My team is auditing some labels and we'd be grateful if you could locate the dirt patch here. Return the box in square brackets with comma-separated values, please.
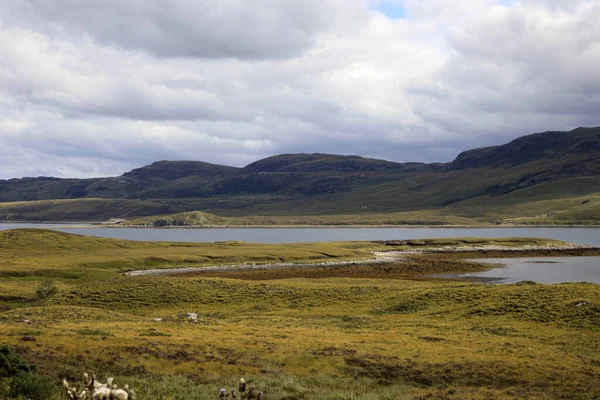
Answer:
[418, 336, 447, 342]
[308, 347, 357, 357]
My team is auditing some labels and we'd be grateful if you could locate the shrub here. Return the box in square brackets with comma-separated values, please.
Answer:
[9, 372, 59, 400]
[152, 219, 169, 227]
[35, 280, 58, 300]
[373, 299, 427, 314]
[0, 345, 34, 378]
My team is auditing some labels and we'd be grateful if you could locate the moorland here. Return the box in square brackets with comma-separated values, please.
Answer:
[0, 229, 599, 399]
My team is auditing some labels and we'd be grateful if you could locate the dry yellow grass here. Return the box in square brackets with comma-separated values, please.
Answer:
[0, 230, 598, 399]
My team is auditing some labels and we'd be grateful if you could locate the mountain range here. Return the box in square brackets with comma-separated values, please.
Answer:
[1, 126, 600, 223]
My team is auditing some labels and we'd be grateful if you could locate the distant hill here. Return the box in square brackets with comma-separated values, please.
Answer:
[1, 126, 599, 222]
[451, 127, 600, 169]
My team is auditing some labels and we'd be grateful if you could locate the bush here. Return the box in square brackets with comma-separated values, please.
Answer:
[0, 345, 34, 378]
[35, 280, 58, 300]
[8, 372, 59, 400]
[152, 219, 168, 227]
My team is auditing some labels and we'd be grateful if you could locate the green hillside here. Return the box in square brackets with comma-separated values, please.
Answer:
[0, 199, 177, 222]
[1, 127, 600, 222]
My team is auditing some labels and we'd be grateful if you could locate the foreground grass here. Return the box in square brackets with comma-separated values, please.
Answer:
[0, 230, 598, 399]
[2, 280, 599, 399]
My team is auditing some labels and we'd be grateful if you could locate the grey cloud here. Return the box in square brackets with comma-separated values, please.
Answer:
[2, 0, 335, 60]
[409, 0, 600, 143]
[0, 97, 279, 177]
[517, 0, 592, 11]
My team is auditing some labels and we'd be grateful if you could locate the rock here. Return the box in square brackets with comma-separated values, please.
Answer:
[103, 218, 127, 225]
[186, 313, 198, 321]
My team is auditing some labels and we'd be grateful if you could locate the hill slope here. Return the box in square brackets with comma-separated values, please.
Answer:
[1, 126, 599, 221]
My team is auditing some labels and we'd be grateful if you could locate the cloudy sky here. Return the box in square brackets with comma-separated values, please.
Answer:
[1, 0, 599, 178]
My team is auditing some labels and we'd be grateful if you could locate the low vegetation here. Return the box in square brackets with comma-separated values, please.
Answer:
[116, 190, 600, 227]
[0, 345, 61, 400]
[124, 190, 600, 227]
[0, 229, 598, 399]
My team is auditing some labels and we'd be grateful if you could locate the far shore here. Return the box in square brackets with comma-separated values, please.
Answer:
[3, 221, 600, 229]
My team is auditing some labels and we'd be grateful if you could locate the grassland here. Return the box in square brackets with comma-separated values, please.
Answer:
[3, 188, 600, 227]
[0, 230, 599, 399]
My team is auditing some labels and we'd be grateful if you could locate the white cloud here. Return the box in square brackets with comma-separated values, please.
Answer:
[0, 0, 599, 178]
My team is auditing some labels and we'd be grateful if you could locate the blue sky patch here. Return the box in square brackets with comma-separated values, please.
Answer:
[372, 1, 406, 20]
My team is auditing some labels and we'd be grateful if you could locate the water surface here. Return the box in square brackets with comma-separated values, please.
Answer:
[0, 223, 80, 230]
[2, 224, 600, 246]
[437, 256, 600, 284]
[53, 227, 600, 246]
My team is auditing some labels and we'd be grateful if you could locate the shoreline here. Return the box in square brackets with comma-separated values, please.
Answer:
[124, 243, 595, 277]
[3, 222, 600, 229]
[120, 224, 600, 229]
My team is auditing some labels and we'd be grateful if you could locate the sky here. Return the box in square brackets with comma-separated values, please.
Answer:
[0, 0, 599, 179]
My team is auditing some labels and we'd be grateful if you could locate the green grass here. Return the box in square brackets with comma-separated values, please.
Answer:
[0, 228, 386, 274]
[75, 328, 112, 336]
[446, 183, 600, 223]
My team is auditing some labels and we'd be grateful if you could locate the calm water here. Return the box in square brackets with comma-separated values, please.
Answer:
[437, 256, 600, 284]
[2, 223, 600, 246]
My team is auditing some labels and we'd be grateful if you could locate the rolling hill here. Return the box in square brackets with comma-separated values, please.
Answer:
[1, 126, 600, 223]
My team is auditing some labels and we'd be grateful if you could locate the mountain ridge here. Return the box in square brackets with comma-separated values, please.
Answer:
[1, 126, 599, 221]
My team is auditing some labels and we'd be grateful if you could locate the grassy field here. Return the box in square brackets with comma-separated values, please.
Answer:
[127, 189, 600, 227]
[0, 230, 599, 399]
